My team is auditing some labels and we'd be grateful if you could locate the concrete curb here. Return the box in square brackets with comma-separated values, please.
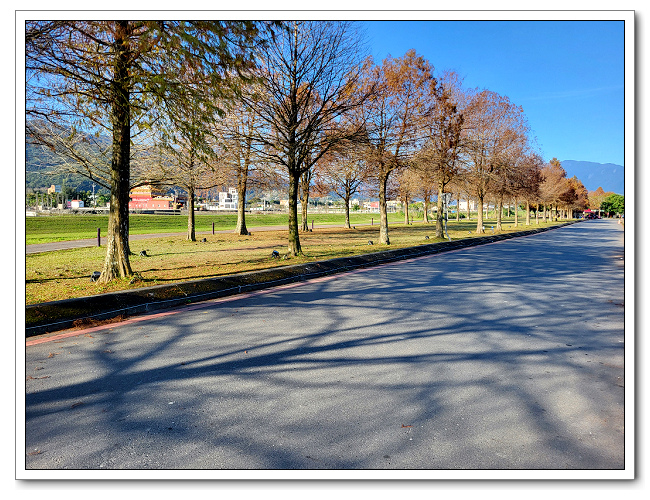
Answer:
[25, 222, 579, 337]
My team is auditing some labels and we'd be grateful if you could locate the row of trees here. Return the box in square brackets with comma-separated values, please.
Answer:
[25, 188, 106, 208]
[26, 20, 592, 284]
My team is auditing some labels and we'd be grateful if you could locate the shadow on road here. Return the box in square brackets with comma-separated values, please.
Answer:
[25, 221, 625, 470]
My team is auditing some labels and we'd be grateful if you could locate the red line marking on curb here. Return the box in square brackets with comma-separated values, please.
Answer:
[26, 231, 551, 347]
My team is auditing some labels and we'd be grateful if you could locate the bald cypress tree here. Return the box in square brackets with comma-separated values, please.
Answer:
[26, 20, 277, 281]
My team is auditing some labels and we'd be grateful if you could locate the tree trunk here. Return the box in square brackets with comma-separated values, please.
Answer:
[456, 194, 460, 221]
[99, 21, 133, 283]
[344, 191, 351, 229]
[513, 198, 518, 227]
[466, 197, 470, 220]
[300, 170, 310, 232]
[379, 173, 390, 245]
[423, 197, 430, 224]
[403, 195, 409, 225]
[496, 195, 503, 231]
[235, 154, 249, 235]
[476, 193, 485, 234]
[187, 184, 196, 241]
[287, 172, 302, 255]
[435, 182, 444, 238]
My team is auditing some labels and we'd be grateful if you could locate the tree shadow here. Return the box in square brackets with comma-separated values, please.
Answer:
[24, 221, 625, 470]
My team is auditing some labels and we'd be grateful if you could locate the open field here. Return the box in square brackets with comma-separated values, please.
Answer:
[25, 217, 568, 305]
[25, 212, 405, 245]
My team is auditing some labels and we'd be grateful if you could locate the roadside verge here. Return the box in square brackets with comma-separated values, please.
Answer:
[25, 222, 578, 337]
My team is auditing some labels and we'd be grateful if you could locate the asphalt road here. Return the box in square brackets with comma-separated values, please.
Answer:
[23, 219, 626, 473]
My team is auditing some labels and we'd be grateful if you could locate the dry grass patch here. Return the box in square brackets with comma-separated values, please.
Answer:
[26, 220, 567, 305]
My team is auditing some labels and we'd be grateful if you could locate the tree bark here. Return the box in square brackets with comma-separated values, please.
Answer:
[496, 195, 503, 231]
[514, 198, 518, 227]
[187, 184, 196, 241]
[423, 196, 430, 223]
[378, 172, 390, 245]
[476, 193, 485, 234]
[435, 182, 444, 238]
[300, 169, 311, 232]
[99, 21, 133, 283]
[235, 147, 250, 236]
[287, 172, 302, 255]
[403, 195, 409, 225]
[344, 190, 351, 229]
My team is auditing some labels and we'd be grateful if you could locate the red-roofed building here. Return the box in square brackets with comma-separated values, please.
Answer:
[129, 185, 180, 210]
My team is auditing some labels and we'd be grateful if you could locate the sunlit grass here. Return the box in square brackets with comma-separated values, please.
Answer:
[25, 212, 405, 245]
[25, 217, 568, 305]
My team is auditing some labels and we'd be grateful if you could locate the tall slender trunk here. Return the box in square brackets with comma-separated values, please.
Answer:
[542, 204, 547, 223]
[435, 182, 445, 238]
[300, 170, 310, 232]
[496, 195, 503, 231]
[287, 172, 302, 255]
[476, 193, 485, 234]
[379, 172, 390, 245]
[456, 194, 460, 221]
[403, 195, 409, 225]
[514, 198, 518, 227]
[525, 199, 530, 226]
[235, 176, 248, 235]
[344, 191, 351, 229]
[187, 184, 196, 241]
[99, 21, 132, 283]
[466, 197, 470, 220]
[423, 197, 430, 223]
[235, 146, 250, 236]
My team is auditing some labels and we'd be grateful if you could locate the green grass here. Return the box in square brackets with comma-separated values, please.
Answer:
[25, 212, 405, 245]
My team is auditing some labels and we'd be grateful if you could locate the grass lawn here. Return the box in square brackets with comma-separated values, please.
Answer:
[25, 212, 404, 245]
[25, 217, 567, 305]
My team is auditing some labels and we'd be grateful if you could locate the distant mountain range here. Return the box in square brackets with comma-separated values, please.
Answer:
[560, 160, 624, 195]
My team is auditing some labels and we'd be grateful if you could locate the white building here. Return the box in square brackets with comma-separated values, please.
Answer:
[218, 188, 239, 210]
[458, 199, 478, 211]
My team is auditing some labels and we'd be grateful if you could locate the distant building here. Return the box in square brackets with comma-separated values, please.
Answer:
[363, 201, 380, 212]
[129, 185, 178, 210]
[70, 200, 84, 208]
[458, 199, 478, 211]
[218, 188, 239, 210]
[47, 185, 61, 194]
[386, 200, 400, 212]
[279, 199, 304, 210]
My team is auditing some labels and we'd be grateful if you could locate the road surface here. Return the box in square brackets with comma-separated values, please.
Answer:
[22, 220, 626, 474]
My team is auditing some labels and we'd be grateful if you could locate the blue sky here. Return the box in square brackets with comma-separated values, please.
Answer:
[360, 20, 626, 166]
